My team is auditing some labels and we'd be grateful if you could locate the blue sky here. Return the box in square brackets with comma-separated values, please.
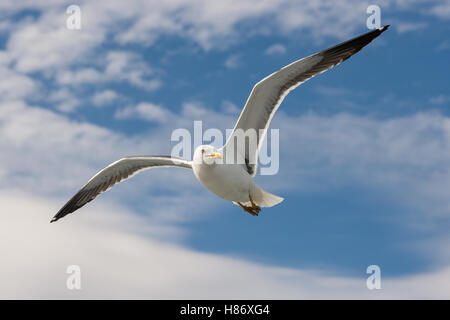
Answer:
[0, 0, 450, 298]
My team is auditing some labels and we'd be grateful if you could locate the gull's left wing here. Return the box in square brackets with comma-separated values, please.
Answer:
[223, 26, 389, 176]
[51, 156, 192, 223]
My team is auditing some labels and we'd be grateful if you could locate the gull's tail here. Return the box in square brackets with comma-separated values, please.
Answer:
[235, 185, 283, 208]
[253, 186, 284, 207]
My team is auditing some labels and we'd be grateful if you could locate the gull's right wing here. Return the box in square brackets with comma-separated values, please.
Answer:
[51, 156, 192, 223]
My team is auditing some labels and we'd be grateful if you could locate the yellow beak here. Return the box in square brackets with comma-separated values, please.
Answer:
[208, 152, 223, 159]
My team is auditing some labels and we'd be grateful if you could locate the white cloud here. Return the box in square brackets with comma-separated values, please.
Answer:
[265, 44, 286, 55]
[56, 68, 103, 85]
[1, 190, 450, 299]
[224, 54, 242, 69]
[0, 0, 441, 63]
[48, 88, 82, 113]
[115, 102, 172, 123]
[0, 0, 438, 114]
[92, 90, 120, 107]
[0, 0, 390, 69]
[430, 94, 450, 105]
[429, 1, 450, 19]
[396, 22, 427, 34]
[268, 111, 450, 217]
[55, 52, 160, 91]
[221, 100, 241, 114]
[0, 65, 37, 101]
[6, 9, 104, 73]
[104, 51, 161, 90]
[0, 20, 11, 32]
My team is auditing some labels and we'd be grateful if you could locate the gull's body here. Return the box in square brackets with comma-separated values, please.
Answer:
[52, 26, 389, 222]
[191, 149, 279, 208]
[193, 161, 253, 203]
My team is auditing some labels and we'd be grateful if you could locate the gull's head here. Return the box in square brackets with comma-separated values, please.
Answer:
[193, 145, 223, 165]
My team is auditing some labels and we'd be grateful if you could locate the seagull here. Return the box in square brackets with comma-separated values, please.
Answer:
[51, 26, 389, 223]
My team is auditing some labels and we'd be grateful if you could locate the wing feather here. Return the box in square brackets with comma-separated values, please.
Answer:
[224, 26, 389, 175]
[51, 156, 192, 222]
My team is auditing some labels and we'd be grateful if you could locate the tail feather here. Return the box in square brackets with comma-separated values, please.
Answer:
[253, 187, 283, 207]
[233, 186, 283, 208]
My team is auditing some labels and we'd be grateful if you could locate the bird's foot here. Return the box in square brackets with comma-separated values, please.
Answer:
[237, 202, 259, 216]
[249, 195, 261, 214]
[238, 202, 259, 216]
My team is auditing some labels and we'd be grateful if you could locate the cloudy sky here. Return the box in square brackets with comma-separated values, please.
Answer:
[0, 0, 449, 299]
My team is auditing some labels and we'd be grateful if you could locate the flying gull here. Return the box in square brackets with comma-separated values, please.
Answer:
[51, 26, 389, 222]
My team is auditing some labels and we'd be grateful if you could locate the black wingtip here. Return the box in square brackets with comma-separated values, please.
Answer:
[377, 25, 390, 34]
[50, 217, 58, 223]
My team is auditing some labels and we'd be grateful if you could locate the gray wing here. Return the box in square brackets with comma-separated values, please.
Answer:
[223, 26, 389, 176]
[51, 156, 192, 223]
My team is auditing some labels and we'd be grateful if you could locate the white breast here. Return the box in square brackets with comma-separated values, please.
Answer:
[192, 163, 254, 202]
